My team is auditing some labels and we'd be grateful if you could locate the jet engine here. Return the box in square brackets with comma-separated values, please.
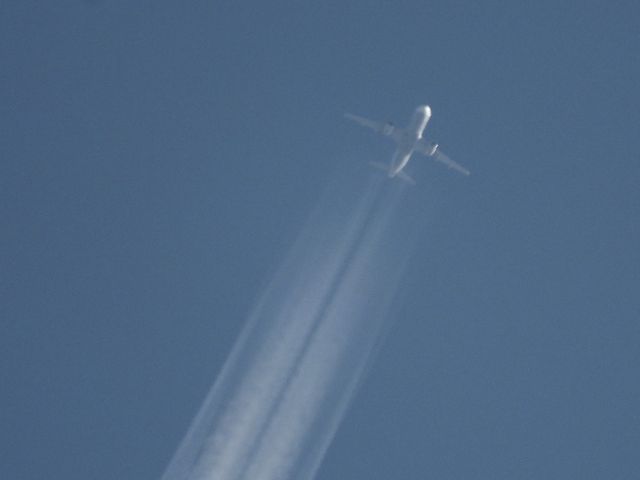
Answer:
[382, 122, 395, 136]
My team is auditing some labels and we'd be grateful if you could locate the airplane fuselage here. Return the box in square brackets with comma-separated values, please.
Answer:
[389, 105, 431, 177]
[345, 103, 469, 179]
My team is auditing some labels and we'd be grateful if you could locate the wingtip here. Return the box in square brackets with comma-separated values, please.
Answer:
[450, 164, 470, 176]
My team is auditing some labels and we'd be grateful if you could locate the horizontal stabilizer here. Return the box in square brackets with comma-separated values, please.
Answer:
[395, 169, 416, 185]
[368, 161, 389, 173]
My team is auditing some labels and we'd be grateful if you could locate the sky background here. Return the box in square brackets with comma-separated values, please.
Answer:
[2, 1, 639, 479]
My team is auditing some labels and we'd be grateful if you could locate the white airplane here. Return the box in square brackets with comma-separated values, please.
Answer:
[345, 105, 470, 184]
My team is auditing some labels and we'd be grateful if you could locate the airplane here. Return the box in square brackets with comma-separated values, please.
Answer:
[345, 105, 470, 184]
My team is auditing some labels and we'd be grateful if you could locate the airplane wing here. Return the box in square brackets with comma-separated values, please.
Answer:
[433, 149, 470, 176]
[344, 113, 386, 132]
[344, 113, 400, 140]
[415, 140, 470, 176]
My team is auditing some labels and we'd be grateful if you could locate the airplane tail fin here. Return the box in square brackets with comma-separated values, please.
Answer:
[368, 161, 415, 185]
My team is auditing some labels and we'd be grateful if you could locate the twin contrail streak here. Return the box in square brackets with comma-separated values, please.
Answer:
[161, 171, 419, 480]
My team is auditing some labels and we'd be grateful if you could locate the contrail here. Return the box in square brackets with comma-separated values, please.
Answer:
[161, 170, 420, 480]
[175, 178, 383, 480]
[239, 185, 410, 480]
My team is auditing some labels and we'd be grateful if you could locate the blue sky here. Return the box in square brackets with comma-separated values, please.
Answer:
[2, 1, 639, 479]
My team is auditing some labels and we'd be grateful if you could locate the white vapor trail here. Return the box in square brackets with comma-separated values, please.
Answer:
[161, 172, 417, 480]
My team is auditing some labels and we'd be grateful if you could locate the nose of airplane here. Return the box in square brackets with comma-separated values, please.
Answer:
[417, 105, 431, 117]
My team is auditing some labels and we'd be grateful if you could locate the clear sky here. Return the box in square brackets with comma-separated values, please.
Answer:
[2, 1, 639, 479]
